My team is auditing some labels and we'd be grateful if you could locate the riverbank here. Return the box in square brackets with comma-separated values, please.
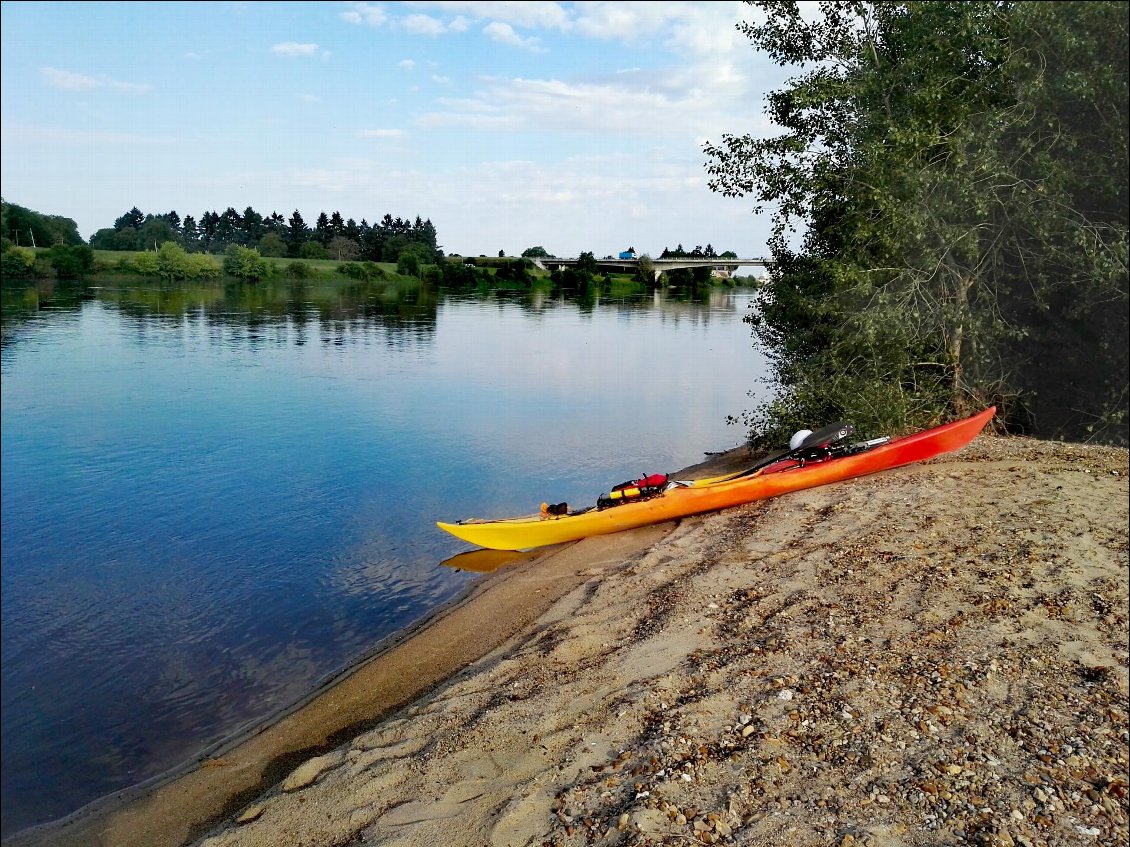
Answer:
[11, 433, 1128, 847]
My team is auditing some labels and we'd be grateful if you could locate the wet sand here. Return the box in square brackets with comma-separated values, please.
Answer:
[9, 434, 1128, 847]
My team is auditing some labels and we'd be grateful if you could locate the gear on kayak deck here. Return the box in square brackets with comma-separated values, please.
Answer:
[597, 473, 670, 510]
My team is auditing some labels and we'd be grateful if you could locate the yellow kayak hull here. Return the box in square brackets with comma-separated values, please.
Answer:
[437, 407, 995, 551]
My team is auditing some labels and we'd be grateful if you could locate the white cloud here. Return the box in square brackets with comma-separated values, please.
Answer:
[397, 12, 469, 35]
[298, 93, 321, 103]
[341, 2, 388, 27]
[398, 59, 416, 71]
[39, 66, 152, 93]
[416, 69, 762, 139]
[407, 1, 570, 31]
[358, 128, 406, 138]
[272, 41, 319, 57]
[402, 13, 447, 35]
[482, 21, 543, 52]
[39, 67, 99, 91]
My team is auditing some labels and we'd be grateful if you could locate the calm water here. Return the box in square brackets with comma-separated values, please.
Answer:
[0, 276, 767, 836]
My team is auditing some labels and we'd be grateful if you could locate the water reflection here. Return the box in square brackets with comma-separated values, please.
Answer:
[0, 274, 763, 838]
[439, 548, 535, 574]
[2, 276, 740, 353]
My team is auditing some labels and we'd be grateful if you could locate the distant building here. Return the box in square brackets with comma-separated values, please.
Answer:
[618, 247, 637, 260]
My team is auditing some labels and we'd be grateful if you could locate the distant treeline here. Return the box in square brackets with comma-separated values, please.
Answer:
[88, 206, 441, 264]
[1, 199, 440, 266]
[1, 198, 84, 249]
[658, 244, 736, 259]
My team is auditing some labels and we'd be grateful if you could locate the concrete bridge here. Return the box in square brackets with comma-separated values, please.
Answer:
[531, 256, 771, 279]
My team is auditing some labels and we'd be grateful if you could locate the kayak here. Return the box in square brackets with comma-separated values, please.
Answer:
[437, 406, 996, 551]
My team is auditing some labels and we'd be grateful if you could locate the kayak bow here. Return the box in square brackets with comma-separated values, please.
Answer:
[437, 406, 996, 551]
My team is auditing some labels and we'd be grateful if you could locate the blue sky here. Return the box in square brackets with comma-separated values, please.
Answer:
[1, 1, 794, 257]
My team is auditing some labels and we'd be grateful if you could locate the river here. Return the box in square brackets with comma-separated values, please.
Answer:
[0, 275, 769, 836]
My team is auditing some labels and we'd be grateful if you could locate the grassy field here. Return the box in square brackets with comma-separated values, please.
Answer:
[91, 249, 395, 274]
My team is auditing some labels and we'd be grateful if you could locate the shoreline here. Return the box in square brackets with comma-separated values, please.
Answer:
[8, 436, 1128, 847]
[6, 447, 756, 847]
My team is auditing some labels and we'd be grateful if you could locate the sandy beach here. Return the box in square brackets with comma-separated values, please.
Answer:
[11, 431, 1128, 847]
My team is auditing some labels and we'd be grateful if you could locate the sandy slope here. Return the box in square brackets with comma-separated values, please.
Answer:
[14, 434, 1128, 847]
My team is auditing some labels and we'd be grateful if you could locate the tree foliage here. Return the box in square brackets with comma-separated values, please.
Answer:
[706, 0, 1128, 445]
[222, 245, 272, 281]
[2, 199, 83, 249]
[1, 246, 37, 279]
[87, 204, 442, 265]
[46, 244, 94, 279]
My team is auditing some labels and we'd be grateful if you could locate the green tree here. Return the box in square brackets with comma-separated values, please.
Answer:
[575, 251, 597, 278]
[213, 207, 243, 250]
[257, 232, 287, 257]
[635, 254, 656, 286]
[522, 246, 551, 259]
[90, 227, 142, 251]
[706, 0, 1128, 444]
[198, 211, 219, 251]
[137, 216, 179, 250]
[314, 212, 332, 246]
[241, 207, 265, 246]
[2, 199, 82, 248]
[397, 243, 433, 277]
[114, 207, 145, 231]
[181, 215, 200, 251]
[286, 210, 308, 257]
[47, 244, 94, 279]
[298, 241, 328, 259]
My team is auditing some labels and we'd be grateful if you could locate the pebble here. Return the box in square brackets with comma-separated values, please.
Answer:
[281, 750, 345, 792]
[236, 804, 265, 824]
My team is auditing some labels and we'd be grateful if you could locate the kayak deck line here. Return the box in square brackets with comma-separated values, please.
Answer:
[437, 406, 997, 551]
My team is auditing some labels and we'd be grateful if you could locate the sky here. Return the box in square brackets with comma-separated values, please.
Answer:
[0, 1, 796, 258]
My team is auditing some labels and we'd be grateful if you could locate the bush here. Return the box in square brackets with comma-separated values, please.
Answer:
[47, 244, 94, 279]
[397, 252, 421, 277]
[298, 241, 328, 260]
[154, 242, 220, 280]
[285, 261, 311, 279]
[422, 260, 483, 288]
[1, 246, 37, 279]
[222, 245, 272, 281]
[128, 251, 159, 275]
[337, 261, 387, 281]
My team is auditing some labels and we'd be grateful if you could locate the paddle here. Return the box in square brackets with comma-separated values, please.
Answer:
[679, 421, 859, 487]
